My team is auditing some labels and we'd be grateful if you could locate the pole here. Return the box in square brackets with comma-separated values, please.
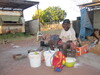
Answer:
[37, 4, 42, 41]
[37, 4, 40, 31]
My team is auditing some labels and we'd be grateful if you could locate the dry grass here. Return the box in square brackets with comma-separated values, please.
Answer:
[41, 29, 61, 35]
[41, 24, 62, 31]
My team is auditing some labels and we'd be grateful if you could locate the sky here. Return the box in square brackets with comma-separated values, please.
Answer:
[23, 0, 92, 21]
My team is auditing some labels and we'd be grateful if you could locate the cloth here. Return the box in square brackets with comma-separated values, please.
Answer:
[79, 8, 94, 40]
[59, 27, 76, 43]
[52, 51, 66, 72]
[50, 35, 59, 40]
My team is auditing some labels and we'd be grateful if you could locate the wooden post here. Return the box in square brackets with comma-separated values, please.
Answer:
[37, 4, 40, 31]
[37, 4, 42, 41]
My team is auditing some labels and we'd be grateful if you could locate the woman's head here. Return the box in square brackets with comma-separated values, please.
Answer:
[62, 19, 71, 31]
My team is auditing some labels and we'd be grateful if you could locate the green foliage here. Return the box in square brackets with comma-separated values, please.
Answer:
[0, 33, 31, 41]
[32, 6, 67, 25]
[32, 9, 42, 20]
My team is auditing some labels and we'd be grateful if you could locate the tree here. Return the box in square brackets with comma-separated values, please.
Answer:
[32, 6, 67, 25]
[32, 9, 42, 20]
[41, 6, 66, 25]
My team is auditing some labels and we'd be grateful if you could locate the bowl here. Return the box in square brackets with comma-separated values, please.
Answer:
[65, 57, 76, 67]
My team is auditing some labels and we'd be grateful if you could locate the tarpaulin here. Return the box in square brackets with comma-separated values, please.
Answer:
[79, 8, 94, 40]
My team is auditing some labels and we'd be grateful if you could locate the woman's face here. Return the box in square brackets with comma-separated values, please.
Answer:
[62, 23, 70, 31]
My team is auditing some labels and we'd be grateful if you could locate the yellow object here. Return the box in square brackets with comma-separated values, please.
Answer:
[34, 52, 38, 55]
[55, 55, 58, 58]
[62, 60, 66, 65]
[0, 26, 2, 34]
[65, 57, 76, 67]
[65, 62, 76, 67]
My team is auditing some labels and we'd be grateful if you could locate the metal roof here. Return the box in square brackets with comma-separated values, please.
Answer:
[0, 0, 39, 11]
[78, 1, 100, 8]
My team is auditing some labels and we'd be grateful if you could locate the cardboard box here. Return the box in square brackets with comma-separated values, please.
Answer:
[76, 44, 89, 56]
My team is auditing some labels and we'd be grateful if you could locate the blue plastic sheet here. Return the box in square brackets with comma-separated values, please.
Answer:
[79, 8, 94, 40]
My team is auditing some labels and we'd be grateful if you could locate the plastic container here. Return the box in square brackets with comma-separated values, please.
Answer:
[43, 50, 56, 66]
[37, 31, 42, 41]
[28, 52, 41, 68]
[65, 57, 76, 67]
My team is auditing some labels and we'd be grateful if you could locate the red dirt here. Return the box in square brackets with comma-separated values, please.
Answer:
[0, 38, 100, 75]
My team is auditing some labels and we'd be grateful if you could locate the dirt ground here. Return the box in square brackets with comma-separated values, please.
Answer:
[0, 37, 100, 75]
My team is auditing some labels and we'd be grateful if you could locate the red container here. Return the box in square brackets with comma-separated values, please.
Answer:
[76, 44, 89, 56]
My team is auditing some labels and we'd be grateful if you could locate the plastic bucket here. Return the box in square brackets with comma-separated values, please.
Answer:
[28, 52, 41, 68]
[37, 31, 42, 41]
[65, 57, 76, 67]
[43, 50, 56, 66]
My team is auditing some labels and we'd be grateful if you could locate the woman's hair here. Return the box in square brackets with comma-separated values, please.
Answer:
[62, 19, 70, 24]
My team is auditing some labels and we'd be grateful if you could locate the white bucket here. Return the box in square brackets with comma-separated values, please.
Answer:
[28, 52, 41, 68]
[43, 50, 56, 66]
